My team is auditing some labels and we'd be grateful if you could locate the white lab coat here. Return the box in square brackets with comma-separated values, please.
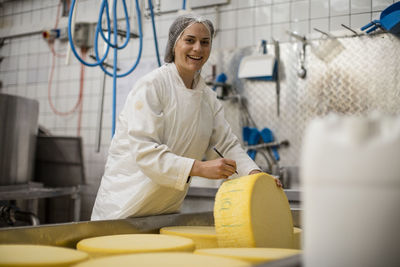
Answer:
[91, 63, 259, 220]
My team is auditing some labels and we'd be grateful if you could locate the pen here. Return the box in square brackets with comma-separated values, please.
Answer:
[213, 147, 238, 174]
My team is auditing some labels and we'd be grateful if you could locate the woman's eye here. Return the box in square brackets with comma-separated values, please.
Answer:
[201, 40, 210, 45]
[185, 39, 195, 43]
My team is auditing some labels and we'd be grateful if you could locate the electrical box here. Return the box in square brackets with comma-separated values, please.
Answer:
[150, 0, 229, 13]
[74, 22, 95, 49]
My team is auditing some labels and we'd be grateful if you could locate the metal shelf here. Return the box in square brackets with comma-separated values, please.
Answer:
[0, 182, 81, 222]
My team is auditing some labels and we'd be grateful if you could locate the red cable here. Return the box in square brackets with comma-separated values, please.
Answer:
[48, 42, 66, 58]
[77, 48, 86, 136]
[48, 1, 66, 57]
[47, 1, 83, 117]
[54, 0, 62, 28]
[48, 57, 83, 116]
[47, 1, 86, 136]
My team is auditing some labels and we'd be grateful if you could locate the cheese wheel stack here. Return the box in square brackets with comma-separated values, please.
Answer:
[214, 173, 294, 248]
[73, 252, 251, 267]
[0, 244, 89, 266]
[195, 247, 301, 264]
[76, 234, 195, 258]
[160, 226, 218, 249]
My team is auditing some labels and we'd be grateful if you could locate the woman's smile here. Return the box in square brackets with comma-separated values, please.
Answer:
[187, 55, 202, 60]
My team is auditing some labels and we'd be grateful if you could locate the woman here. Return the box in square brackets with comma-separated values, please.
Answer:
[91, 14, 268, 220]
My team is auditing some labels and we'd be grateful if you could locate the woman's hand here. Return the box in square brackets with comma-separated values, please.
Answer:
[190, 159, 237, 179]
[248, 170, 283, 188]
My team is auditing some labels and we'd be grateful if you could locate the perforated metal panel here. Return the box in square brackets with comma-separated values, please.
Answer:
[205, 33, 400, 167]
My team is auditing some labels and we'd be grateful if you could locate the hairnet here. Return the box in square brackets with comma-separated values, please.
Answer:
[164, 14, 215, 63]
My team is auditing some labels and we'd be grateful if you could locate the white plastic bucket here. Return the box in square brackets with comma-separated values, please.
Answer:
[301, 113, 400, 267]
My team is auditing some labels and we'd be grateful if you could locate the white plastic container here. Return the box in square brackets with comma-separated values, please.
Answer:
[301, 113, 400, 267]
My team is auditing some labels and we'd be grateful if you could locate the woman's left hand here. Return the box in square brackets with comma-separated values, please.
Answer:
[248, 170, 283, 188]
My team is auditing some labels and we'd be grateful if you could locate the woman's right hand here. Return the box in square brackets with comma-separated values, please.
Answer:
[190, 159, 237, 179]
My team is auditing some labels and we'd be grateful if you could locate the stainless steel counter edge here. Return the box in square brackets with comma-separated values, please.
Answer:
[0, 212, 215, 248]
[256, 255, 302, 267]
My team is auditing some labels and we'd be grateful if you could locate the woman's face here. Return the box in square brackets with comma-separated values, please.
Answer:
[174, 23, 211, 77]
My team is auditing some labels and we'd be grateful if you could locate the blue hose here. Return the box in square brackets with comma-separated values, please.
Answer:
[148, 0, 161, 67]
[182, 0, 187, 10]
[68, 0, 143, 135]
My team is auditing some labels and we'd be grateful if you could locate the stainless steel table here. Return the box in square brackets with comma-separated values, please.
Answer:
[0, 182, 81, 221]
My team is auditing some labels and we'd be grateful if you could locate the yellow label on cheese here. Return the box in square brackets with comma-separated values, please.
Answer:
[160, 226, 218, 249]
[0, 244, 88, 266]
[214, 173, 294, 248]
[293, 227, 302, 249]
[195, 247, 301, 264]
[73, 252, 251, 267]
[76, 234, 194, 258]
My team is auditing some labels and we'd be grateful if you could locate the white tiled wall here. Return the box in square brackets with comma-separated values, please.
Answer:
[0, 0, 398, 220]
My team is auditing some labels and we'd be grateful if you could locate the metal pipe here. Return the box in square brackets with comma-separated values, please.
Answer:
[273, 39, 280, 116]
[26, 212, 40, 226]
[246, 140, 289, 150]
[286, 31, 307, 44]
[0, 30, 43, 40]
[72, 187, 81, 222]
[95, 72, 107, 153]
[0, 205, 40, 226]
[341, 23, 360, 36]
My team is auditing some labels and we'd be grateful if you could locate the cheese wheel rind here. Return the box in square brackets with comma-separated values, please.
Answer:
[195, 247, 302, 264]
[0, 244, 89, 266]
[293, 227, 302, 249]
[160, 226, 218, 249]
[214, 173, 294, 248]
[73, 252, 251, 267]
[76, 234, 195, 257]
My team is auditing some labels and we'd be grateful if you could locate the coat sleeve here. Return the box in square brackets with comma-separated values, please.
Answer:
[205, 94, 261, 176]
[124, 79, 194, 191]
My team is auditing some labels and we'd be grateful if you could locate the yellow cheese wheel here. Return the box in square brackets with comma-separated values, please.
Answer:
[195, 247, 302, 264]
[160, 226, 218, 249]
[73, 252, 251, 267]
[293, 227, 302, 249]
[0, 244, 89, 267]
[76, 234, 195, 257]
[214, 173, 294, 248]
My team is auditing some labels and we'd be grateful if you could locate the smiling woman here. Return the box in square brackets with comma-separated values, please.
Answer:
[170, 22, 212, 88]
[91, 14, 263, 221]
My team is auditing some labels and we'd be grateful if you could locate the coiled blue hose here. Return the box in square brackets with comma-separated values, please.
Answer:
[68, 0, 143, 135]
[148, 0, 161, 67]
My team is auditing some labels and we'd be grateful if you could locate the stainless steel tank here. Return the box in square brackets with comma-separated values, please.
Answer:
[0, 94, 39, 185]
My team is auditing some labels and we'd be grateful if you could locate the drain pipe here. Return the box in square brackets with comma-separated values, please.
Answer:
[14, 210, 40, 226]
[0, 205, 40, 226]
